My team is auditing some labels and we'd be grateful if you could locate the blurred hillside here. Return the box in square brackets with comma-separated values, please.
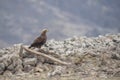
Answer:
[0, 0, 120, 48]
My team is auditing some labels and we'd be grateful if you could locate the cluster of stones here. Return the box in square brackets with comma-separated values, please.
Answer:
[43, 34, 120, 57]
[42, 33, 120, 77]
[0, 33, 120, 77]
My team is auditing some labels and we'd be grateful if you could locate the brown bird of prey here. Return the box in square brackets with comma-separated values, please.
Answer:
[29, 29, 48, 49]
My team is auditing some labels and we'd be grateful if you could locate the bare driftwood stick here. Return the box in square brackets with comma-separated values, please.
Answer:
[22, 46, 71, 65]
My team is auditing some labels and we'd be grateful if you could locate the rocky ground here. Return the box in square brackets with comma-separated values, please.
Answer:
[0, 33, 120, 80]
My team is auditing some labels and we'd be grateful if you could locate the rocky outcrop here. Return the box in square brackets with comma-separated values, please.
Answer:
[0, 34, 120, 78]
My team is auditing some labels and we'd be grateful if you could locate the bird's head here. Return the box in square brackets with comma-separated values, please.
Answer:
[41, 29, 48, 35]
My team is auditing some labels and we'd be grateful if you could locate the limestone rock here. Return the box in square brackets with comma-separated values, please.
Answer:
[0, 63, 5, 74]
[23, 58, 37, 66]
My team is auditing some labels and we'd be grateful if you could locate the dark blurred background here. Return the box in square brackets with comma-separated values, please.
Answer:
[0, 0, 120, 48]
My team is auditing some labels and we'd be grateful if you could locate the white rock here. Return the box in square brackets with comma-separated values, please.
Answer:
[23, 58, 37, 66]
[0, 63, 5, 74]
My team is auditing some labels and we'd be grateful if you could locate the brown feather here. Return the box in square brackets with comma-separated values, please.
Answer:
[29, 29, 48, 48]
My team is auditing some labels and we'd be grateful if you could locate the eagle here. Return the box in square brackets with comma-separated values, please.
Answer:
[29, 29, 48, 49]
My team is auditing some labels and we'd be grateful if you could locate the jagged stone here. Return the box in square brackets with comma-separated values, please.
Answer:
[3, 70, 13, 76]
[48, 66, 66, 77]
[23, 58, 37, 66]
[23, 65, 34, 72]
[111, 53, 120, 60]
[0, 63, 5, 74]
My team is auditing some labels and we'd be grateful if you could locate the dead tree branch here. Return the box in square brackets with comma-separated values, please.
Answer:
[21, 45, 71, 65]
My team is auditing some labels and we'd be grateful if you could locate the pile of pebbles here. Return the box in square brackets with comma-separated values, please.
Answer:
[0, 33, 120, 78]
